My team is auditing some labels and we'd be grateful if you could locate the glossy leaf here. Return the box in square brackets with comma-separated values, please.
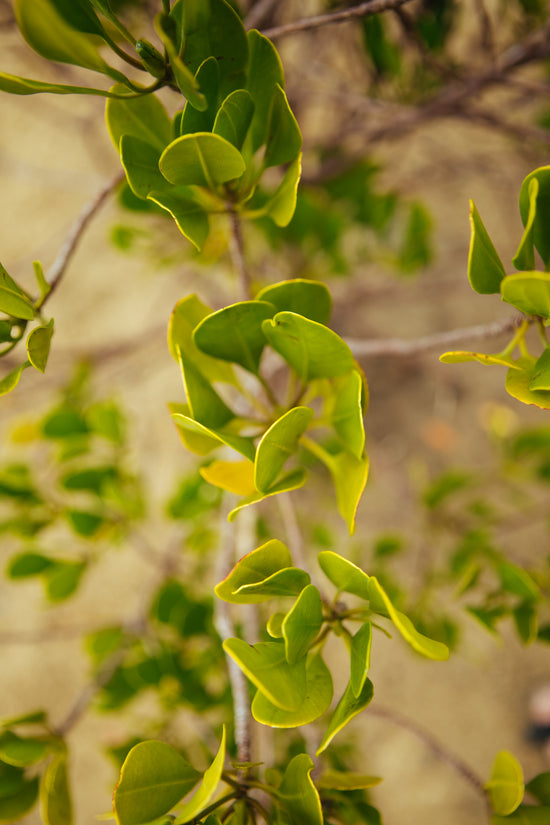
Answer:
[506, 357, 550, 409]
[368, 577, 449, 660]
[215, 539, 309, 604]
[148, 189, 209, 251]
[160, 133, 245, 189]
[0, 362, 30, 397]
[171, 412, 256, 460]
[529, 348, 550, 391]
[106, 90, 172, 154]
[223, 639, 306, 711]
[194, 301, 275, 374]
[119, 137, 167, 199]
[0, 732, 50, 767]
[33, 261, 50, 302]
[518, 166, 550, 268]
[154, 19, 205, 112]
[485, 750, 524, 816]
[177, 350, 234, 429]
[255, 407, 313, 493]
[263, 84, 302, 169]
[282, 585, 323, 665]
[467, 201, 506, 294]
[276, 754, 322, 825]
[0, 72, 130, 97]
[262, 312, 355, 382]
[317, 770, 382, 790]
[177, 57, 220, 136]
[261, 154, 302, 227]
[245, 30, 285, 153]
[312, 446, 369, 535]
[317, 678, 374, 755]
[501, 272, 550, 317]
[40, 752, 72, 825]
[0, 265, 34, 320]
[318, 551, 370, 600]
[350, 622, 372, 698]
[168, 295, 235, 385]
[26, 320, 54, 373]
[267, 612, 285, 638]
[513, 177, 538, 271]
[201, 460, 256, 497]
[439, 350, 520, 368]
[213, 90, 254, 150]
[256, 280, 331, 325]
[113, 740, 200, 825]
[0, 775, 39, 822]
[252, 652, 332, 728]
[227, 468, 307, 521]
[330, 370, 366, 458]
[174, 728, 225, 824]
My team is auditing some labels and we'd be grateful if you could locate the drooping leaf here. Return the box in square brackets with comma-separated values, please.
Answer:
[252, 651, 332, 728]
[256, 280, 331, 325]
[254, 407, 313, 493]
[467, 200, 506, 294]
[282, 585, 323, 665]
[505, 357, 550, 409]
[501, 271, 550, 317]
[26, 320, 54, 373]
[350, 622, 372, 698]
[193, 301, 275, 374]
[200, 460, 256, 497]
[485, 750, 524, 816]
[245, 30, 285, 154]
[262, 312, 355, 382]
[215, 539, 309, 604]
[174, 728, 225, 824]
[308, 445, 368, 535]
[171, 412, 255, 460]
[159, 133, 245, 189]
[439, 350, 521, 368]
[106, 89, 172, 153]
[529, 348, 550, 391]
[317, 551, 370, 600]
[513, 177, 538, 271]
[0, 265, 35, 320]
[263, 84, 302, 169]
[276, 754, 323, 825]
[227, 468, 307, 521]
[316, 679, 374, 755]
[7, 551, 54, 579]
[113, 741, 200, 825]
[0, 362, 31, 397]
[40, 752, 72, 825]
[213, 90, 255, 151]
[330, 370, 366, 458]
[223, 639, 306, 711]
[317, 770, 382, 791]
[148, 189, 209, 251]
[368, 577, 449, 660]
[518, 165, 550, 268]
[261, 154, 302, 227]
[0, 775, 39, 822]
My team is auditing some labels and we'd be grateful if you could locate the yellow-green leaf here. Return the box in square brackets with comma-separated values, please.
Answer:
[316, 679, 374, 755]
[255, 406, 313, 493]
[467, 200, 506, 294]
[40, 753, 72, 825]
[252, 652, 333, 728]
[223, 639, 306, 711]
[174, 728, 225, 824]
[26, 320, 54, 373]
[276, 754, 322, 825]
[485, 750, 524, 816]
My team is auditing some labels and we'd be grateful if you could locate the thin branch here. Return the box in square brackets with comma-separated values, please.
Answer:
[346, 316, 524, 358]
[228, 212, 252, 301]
[43, 171, 124, 301]
[262, 0, 415, 39]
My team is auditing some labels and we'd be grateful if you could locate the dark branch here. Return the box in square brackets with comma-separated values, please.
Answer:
[262, 0, 416, 39]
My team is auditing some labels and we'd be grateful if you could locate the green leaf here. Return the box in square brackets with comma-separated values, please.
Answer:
[0, 711, 47, 727]
[0, 362, 31, 397]
[173, 728, 225, 824]
[159, 133, 246, 189]
[26, 320, 54, 373]
[513, 177, 538, 271]
[177, 57, 220, 136]
[267, 612, 285, 638]
[200, 460, 256, 497]
[467, 201, 506, 294]
[0, 732, 50, 767]
[330, 370, 366, 458]
[0, 265, 35, 320]
[350, 622, 372, 698]
[168, 296, 236, 385]
[171, 411, 255, 460]
[256, 280, 332, 325]
[261, 154, 302, 227]
[215, 539, 309, 604]
[40, 752, 72, 825]
[497, 562, 540, 602]
[254, 407, 313, 493]
[227, 468, 307, 521]
[213, 90, 255, 151]
[513, 603, 538, 645]
[518, 165, 550, 268]
[492, 807, 550, 824]
[33, 261, 50, 302]
[148, 189, 209, 251]
[0, 761, 25, 799]
[318, 551, 370, 600]
[526, 772, 550, 805]
[113, 741, 200, 825]
[0, 775, 39, 822]
[282, 585, 323, 665]
[223, 639, 306, 711]
[263, 84, 302, 169]
[317, 770, 382, 790]
[154, 19, 205, 112]
[316, 678, 374, 755]
[193, 301, 275, 374]
[439, 350, 520, 368]
[262, 312, 355, 382]
[245, 30, 285, 153]
[0, 71, 126, 97]
[398, 201, 432, 273]
[276, 754, 322, 825]
[501, 272, 550, 317]
[252, 652, 332, 728]
[506, 357, 550, 409]
[177, 349, 234, 429]
[485, 750, 524, 816]
[45, 561, 86, 602]
[119, 136, 167, 199]
[66, 510, 103, 537]
[308, 445, 369, 535]
[106, 90, 172, 153]
[529, 348, 550, 391]
[368, 577, 449, 660]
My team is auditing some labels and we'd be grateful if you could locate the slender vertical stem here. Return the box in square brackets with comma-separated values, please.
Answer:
[228, 212, 252, 300]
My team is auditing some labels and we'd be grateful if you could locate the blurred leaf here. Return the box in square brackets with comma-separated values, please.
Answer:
[66, 510, 103, 537]
[223, 639, 306, 711]
[518, 166, 550, 268]
[316, 679, 374, 755]
[467, 201, 506, 294]
[276, 754, 322, 825]
[42, 406, 89, 438]
[256, 280, 331, 325]
[361, 15, 401, 78]
[160, 133, 245, 189]
[423, 470, 472, 509]
[485, 750, 524, 816]
[526, 772, 550, 805]
[0, 775, 39, 822]
[215, 539, 309, 604]
[40, 752, 72, 825]
[501, 272, 550, 318]
[497, 562, 540, 602]
[7, 552, 54, 579]
[45, 561, 86, 602]
[194, 301, 275, 374]
[398, 202, 432, 273]
[263, 84, 302, 169]
[350, 622, 372, 698]
[282, 585, 322, 665]
[492, 808, 550, 824]
[245, 30, 284, 153]
[26, 320, 54, 373]
[0, 362, 30, 396]
[0, 732, 50, 767]
[255, 407, 313, 493]
[513, 177, 538, 271]
[439, 351, 519, 368]
[173, 728, 225, 824]
[0, 264, 35, 320]
[506, 357, 550, 409]
[513, 603, 538, 644]
[317, 770, 382, 790]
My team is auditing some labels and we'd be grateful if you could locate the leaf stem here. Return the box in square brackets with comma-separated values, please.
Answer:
[228, 212, 252, 301]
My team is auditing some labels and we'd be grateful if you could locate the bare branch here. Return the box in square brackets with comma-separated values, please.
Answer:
[347, 316, 524, 359]
[262, 0, 415, 39]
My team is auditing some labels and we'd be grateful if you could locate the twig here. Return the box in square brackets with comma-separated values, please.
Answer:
[346, 316, 524, 359]
[44, 171, 124, 300]
[262, 0, 415, 39]
[228, 212, 251, 301]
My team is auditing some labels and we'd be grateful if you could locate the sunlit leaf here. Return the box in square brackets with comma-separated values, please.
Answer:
[256, 280, 331, 325]
[228, 468, 307, 521]
[148, 189, 209, 251]
[0, 732, 50, 767]
[201, 460, 256, 497]
[194, 301, 275, 374]
[276, 754, 322, 825]
[119, 136, 167, 199]
[505, 357, 550, 409]
[350, 622, 372, 698]
[0, 264, 35, 320]
[308, 445, 368, 535]
[113, 741, 200, 825]
[26, 320, 54, 373]
[252, 652, 332, 728]
[245, 30, 284, 153]
[317, 551, 370, 600]
[517, 165, 550, 268]
[501, 271, 550, 317]
[330, 370, 366, 458]
[263, 84, 302, 169]
[529, 348, 550, 391]
[0, 72, 129, 97]
[0, 362, 31, 397]
[316, 679, 374, 755]
[467, 201, 506, 294]
[439, 350, 521, 369]
[177, 350, 234, 429]
[261, 154, 302, 227]
[213, 90, 255, 150]
[171, 411, 256, 460]
[223, 639, 306, 711]
[174, 728, 225, 824]
[513, 177, 538, 271]
[282, 585, 323, 665]
[0, 775, 39, 822]
[40, 752, 72, 825]
[168, 295, 235, 385]
[317, 770, 382, 790]
[106, 86, 172, 153]
[255, 407, 313, 493]
[215, 539, 309, 604]
[160, 133, 245, 189]
[485, 750, 524, 816]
